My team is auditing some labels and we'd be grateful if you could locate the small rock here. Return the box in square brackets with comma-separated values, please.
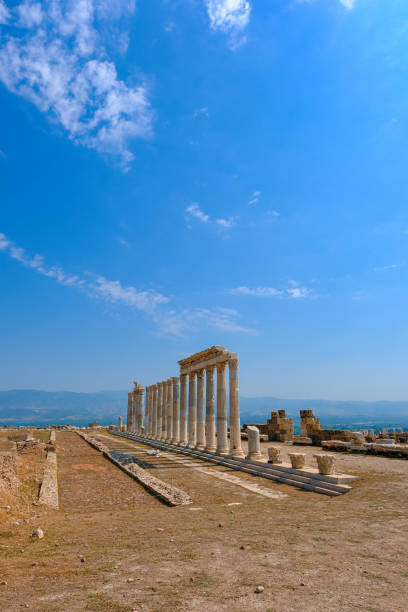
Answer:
[1, 580, 7, 585]
[300, 582, 306, 586]
[240, 545, 245, 550]
[254, 586, 264, 594]
[157, 528, 164, 532]
[20, 549, 25, 553]
[127, 578, 134, 583]
[31, 528, 44, 540]
[190, 577, 195, 583]
[31, 562, 38, 566]
[177, 573, 182, 577]
[14, 521, 20, 526]
[80, 556, 85, 563]
[0, 505, 11, 510]
[218, 523, 223, 528]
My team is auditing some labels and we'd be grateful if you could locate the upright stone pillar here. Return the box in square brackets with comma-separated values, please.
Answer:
[157, 382, 163, 440]
[205, 366, 216, 452]
[179, 374, 188, 445]
[161, 381, 168, 441]
[196, 369, 206, 450]
[147, 386, 152, 438]
[172, 377, 180, 444]
[127, 393, 132, 432]
[188, 372, 197, 447]
[228, 358, 244, 458]
[152, 384, 158, 439]
[118, 416, 123, 430]
[246, 426, 263, 461]
[216, 362, 229, 455]
[166, 379, 173, 442]
[138, 387, 144, 433]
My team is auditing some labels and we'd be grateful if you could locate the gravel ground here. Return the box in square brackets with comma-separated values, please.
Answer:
[0, 430, 407, 612]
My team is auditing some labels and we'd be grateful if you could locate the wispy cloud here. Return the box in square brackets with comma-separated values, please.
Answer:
[204, 0, 251, 50]
[194, 107, 209, 118]
[231, 284, 312, 299]
[1, 231, 254, 337]
[248, 190, 261, 206]
[154, 306, 257, 337]
[186, 203, 236, 230]
[0, 0, 9, 24]
[0, 232, 167, 312]
[373, 262, 405, 272]
[186, 202, 210, 224]
[0, 1, 153, 168]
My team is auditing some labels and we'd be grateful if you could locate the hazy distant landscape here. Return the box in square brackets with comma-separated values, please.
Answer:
[1, 390, 407, 431]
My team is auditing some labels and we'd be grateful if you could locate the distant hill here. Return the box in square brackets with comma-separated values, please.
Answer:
[0, 389, 407, 431]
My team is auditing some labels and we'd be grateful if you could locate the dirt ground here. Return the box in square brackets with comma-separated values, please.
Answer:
[1, 430, 407, 612]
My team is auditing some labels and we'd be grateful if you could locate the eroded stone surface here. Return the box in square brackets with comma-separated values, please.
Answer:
[314, 453, 336, 475]
[267, 446, 281, 463]
[289, 452, 306, 469]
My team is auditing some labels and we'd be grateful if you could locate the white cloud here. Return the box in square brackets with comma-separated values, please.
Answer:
[231, 284, 312, 299]
[248, 190, 261, 206]
[373, 263, 403, 272]
[194, 107, 209, 117]
[186, 202, 210, 224]
[215, 216, 236, 229]
[1, 231, 254, 337]
[286, 287, 310, 299]
[231, 286, 283, 297]
[154, 306, 257, 337]
[0, 231, 167, 311]
[204, 0, 251, 50]
[0, 1, 152, 167]
[0, 0, 10, 24]
[186, 203, 236, 230]
[91, 276, 168, 312]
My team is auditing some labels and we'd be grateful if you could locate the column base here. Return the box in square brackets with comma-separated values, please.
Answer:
[230, 449, 245, 459]
[205, 445, 216, 453]
[216, 448, 229, 456]
[246, 452, 264, 461]
[178, 440, 188, 446]
[195, 444, 205, 451]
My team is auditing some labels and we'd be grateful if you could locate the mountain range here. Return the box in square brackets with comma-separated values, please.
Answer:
[1, 390, 407, 431]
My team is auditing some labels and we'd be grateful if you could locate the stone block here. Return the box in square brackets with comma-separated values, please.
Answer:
[314, 454, 336, 475]
[289, 453, 306, 469]
[267, 447, 282, 464]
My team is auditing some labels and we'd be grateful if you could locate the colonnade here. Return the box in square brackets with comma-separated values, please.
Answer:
[126, 381, 144, 434]
[125, 346, 244, 458]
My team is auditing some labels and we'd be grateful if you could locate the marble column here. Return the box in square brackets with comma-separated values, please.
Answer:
[205, 366, 216, 452]
[188, 372, 197, 447]
[147, 386, 152, 438]
[127, 392, 132, 432]
[246, 426, 263, 461]
[157, 382, 163, 440]
[136, 387, 144, 434]
[152, 384, 158, 439]
[172, 377, 180, 444]
[228, 358, 244, 458]
[196, 369, 206, 450]
[118, 416, 123, 430]
[179, 374, 188, 445]
[166, 379, 173, 442]
[161, 381, 168, 441]
[216, 362, 229, 455]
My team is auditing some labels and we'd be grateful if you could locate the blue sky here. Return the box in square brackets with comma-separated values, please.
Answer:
[1, 0, 408, 399]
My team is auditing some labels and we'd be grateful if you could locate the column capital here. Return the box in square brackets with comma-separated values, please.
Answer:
[188, 371, 197, 379]
[180, 372, 188, 380]
[171, 376, 180, 383]
[229, 357, 239, 369]
[196, 368, 205, 380]
[216, 361, 227, 372]
[205, 364, 215, 373]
